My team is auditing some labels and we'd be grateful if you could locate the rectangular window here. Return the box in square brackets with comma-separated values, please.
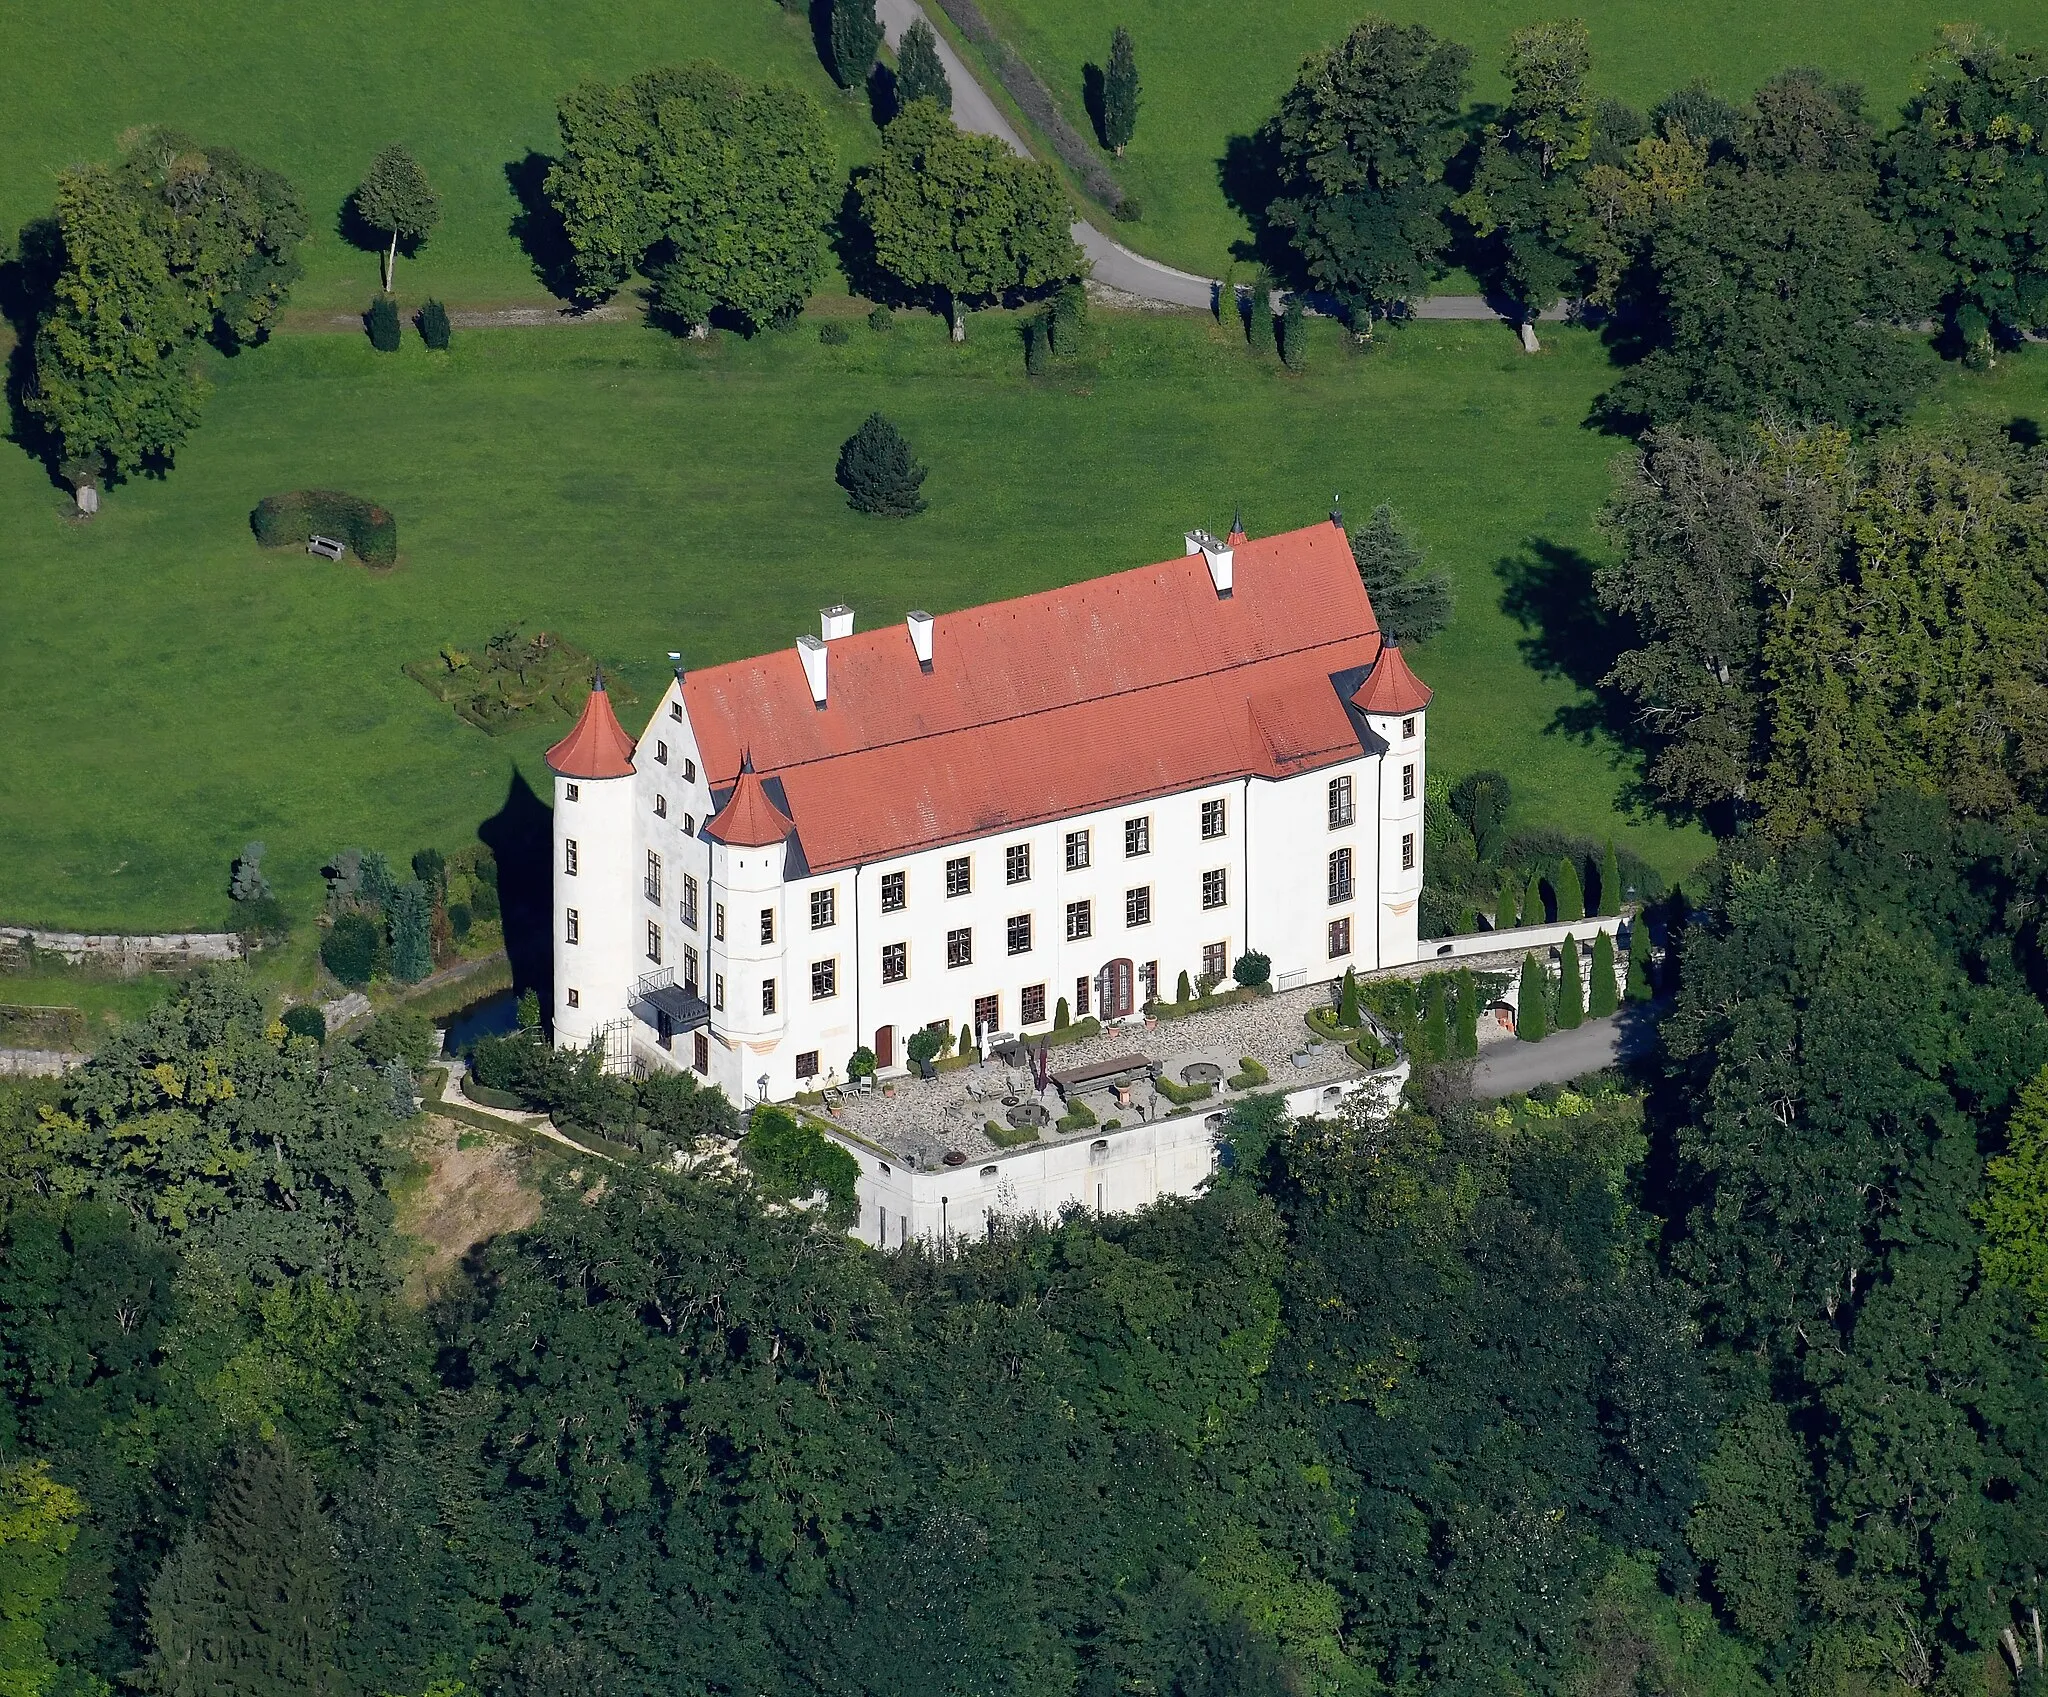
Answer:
[654, 795, 667, 818]
[947, 927, 973, 968]
[1021, 983, 1046, 1025]
[681, 874, 698, 929]
[796, 1050, 819, 1080]
[567, 987, 580, 1007]
[656, 740, 669, 764]
[1328, 918, 1352, 958]
[974, 994, 999, 1036]
[564, 839, 578, 876]
[1125, 816, 1150, 857]
[1065, 829, 1090, 871]
[693, 1032, 708, 1074]
[1125, 886, 1151, 927]
[1076, 975, 1090, 1017]
[1202, 868, 1228, 910]
[882, 941, 908, 983]
[946, 856, 971, 898]
[714, 974, 725, 1011]
[1066, 899, 1092, 941]
[1201, 798, 1227, 839]
[683, 944, 699, 990]
[714, 902, 725, 941]
[1006, 842, 1031, 885]
[811, 958, 837, 1000]
[1329, 776, 1354, 828]
[565, 908, 580, 944]
[1402, 763, 1416, 801]
[1202, 943, 1227, 981]
[1402, 832, 1416, 871]
[683, 756, 695, 780]
[1329, 848, 1353, 903]
[683, 813, 695, 836]
[647, 921, 662, 963]
[811, 888, 836, 929]
[1007, 913, 1033, 955]
[759, 908, 775, 945]
[565, 783, 580, 802]
[1401, 716, 1416, 740]
[1140, 961, 1158, 1002]
[645, 851, 661, 905]
[762, 979, 777, 1015]
[670, 702, 683, 721]
[881, 870, 906, 912]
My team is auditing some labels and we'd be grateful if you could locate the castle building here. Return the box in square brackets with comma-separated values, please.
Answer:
[545, 517, 1431, 1105]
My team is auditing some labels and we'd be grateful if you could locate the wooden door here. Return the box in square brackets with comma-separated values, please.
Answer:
[1100, 958, 1134, 1019]
[875, 1025, 893, 1068]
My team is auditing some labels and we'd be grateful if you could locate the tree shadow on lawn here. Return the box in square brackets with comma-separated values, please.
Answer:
[504, 152, 580, 302]
[478, 767, 554, 1021]
[0, 215, 70, 487]
[1216, 123, 1296, 276]
[1495, 538, 1673, 822]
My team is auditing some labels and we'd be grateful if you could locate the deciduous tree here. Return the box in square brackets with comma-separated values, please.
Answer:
[349, 146, 440, 293]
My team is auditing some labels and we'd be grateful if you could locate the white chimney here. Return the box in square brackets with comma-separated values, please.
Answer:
[797, 634, 827, 705]
[821, 604, 854, 642]
[1185, 527, 1233, 597]
[907, 610, 934, 670]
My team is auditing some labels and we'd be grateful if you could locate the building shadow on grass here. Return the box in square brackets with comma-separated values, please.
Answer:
[478, 767, 553, 1021]
[504, 152, 580, 302]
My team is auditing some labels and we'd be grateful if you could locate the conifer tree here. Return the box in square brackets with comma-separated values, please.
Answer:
[1624, 916, 1655, 1000]
[1589, 927, 1618, 1016]
[1280, 293, 1308, 368]
[1102, 27, 1140, 155]
[1516, 952, 1548, 1041]
[388, 881, 433, 982]
[1249, 274, 1274, 353]
[1499, 867, 1522, 929]
[1055, 996, 1070, 1029]
[1338, 967, 1362, 1028]
[830, 0, 883, 90]
[144, 1442, 341, 1697]
[835, 412, 928, 515]
[1598, 839, 1622, 916]
[893, 19, 952, 111]
[1523, 868, 1546, 926]
[1453, 967, 1479, 1056]
[1177, 969, 1193, 1004]
[1422, 974, 1449, 1059]
[1555, 934, 1583, 1028]
[1555, 855, 1585, 922]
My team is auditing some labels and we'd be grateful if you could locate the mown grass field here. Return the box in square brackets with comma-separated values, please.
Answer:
[0, 0, 875, 315]
[0, 308, 1762, 931]
[974, 0, 2048, 275]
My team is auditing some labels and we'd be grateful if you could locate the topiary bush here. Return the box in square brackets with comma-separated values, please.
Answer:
[366, 295, 401, 352]
[321, 911, 380, 987]
[835, 412, 927, 516]
[417, 299, 452, 349]
[1233, 950, 1271, 988]
[252, 490, 398, 567]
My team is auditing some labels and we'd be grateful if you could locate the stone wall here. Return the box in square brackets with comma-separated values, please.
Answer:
[1, 926, 242, 973]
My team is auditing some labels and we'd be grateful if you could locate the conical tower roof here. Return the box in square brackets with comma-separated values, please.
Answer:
[1351, 641, 1433, 715]
[707, 757, 795, 847]
[546, 675, 637, 778]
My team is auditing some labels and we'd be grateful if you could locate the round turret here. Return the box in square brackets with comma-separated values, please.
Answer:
[547, 676, 638, 1050]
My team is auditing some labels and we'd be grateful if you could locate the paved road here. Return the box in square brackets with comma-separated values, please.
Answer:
[875, 0, 1535, 323]
[1469, 1006, 1659, 1098]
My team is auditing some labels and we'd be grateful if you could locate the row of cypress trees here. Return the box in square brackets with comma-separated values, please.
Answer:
[1496, 841, 1626, 930]
[1515, 923, 1654, 1041]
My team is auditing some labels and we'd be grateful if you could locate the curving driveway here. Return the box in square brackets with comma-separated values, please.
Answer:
[873, 0, 1534, 322]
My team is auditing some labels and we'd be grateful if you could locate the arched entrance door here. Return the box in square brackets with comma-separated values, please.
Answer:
[1097, 958, 1135, 1020]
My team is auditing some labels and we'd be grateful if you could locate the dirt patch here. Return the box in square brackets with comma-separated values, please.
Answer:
[394, 1113, 541, 1301]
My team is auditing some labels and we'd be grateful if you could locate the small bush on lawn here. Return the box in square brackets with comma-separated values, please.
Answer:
[836, 412, 928, 516]
[281, 1005, 326, 1043]
[417, 299, 452, 349]
[366, 296, 401, 352]
[253, 490, 399, 567]
[321, 911, 381, 987]
[868, 304, 894, 332]
[819, 321, 850, 345]
[1024, 318, 1048, 375]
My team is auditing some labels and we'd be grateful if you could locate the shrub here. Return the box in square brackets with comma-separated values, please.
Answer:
[1523, 869, 1546, 927]
[1625, 919, 1655, 1001]
[958, 1023, 974, 1055]
[1175, 969, 1193, 1004]
[1249, 276, 1273, 353]
[1024, 318, 1049, 375]
[228, 896, 291, 944]
[906, 1025, 946, 1067]
[819, 321, 850, 346]
[1227, 1056, 1269, 1090]
[835, 412, 927, 516]
[744, 1106, 860, 1224]
[868, 304, 894, 332]
[1110, 196, 1142, 222]
[417, 299, 452, 349]
[1589, 929, 1618, 1017]
[366, 295, 401, 352]
[470, 1030, 538, 1092]
[516, 987, 541, 1030]
[1054, 997, 1071, 1030]
[448, 903, 471, 939]
[1598, 839, 1622, 917]
[1155, 1074, 1212, 1107]
[1049, 282, 1086, 354]
[252, 490, 398, 568]
[1279, 295, 1307, 369]
[1057, 1095, 1098, 1132]
[361, 1008, 436, 1070]
[1517, 953, 1548, 1042]
[1422, 975, 1448, 1059]
[230, 841, 272, 903]
[1338, 968, 1361, 1029]
[639, 1069, 737, 1143]
[411, 847, 445, 891]
[1453, 968, 1479, 1057]
[281, 1004, 326, 1043]
[1233, 951, 1270, 988]
[1555, 935, 1583, 1029]
[321, 911, 380, 987]
[847, 1045, 877, 1079]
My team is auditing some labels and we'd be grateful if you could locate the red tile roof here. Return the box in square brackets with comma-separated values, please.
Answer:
[1351, 643, 1433, 715]
[547, 679, 636, 778]
[706, 763, 795, 846]
[678, 520, 1395, 871]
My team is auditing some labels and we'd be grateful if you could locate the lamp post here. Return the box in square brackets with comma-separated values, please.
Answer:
[757, 1073, 770, 1107]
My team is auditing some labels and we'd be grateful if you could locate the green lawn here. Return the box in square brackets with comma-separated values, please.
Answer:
[973, 0, 2048, 276]
[0, 0, 876, 315]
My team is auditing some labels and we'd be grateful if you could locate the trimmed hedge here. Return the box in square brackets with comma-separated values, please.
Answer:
[253, 490, 398, 567]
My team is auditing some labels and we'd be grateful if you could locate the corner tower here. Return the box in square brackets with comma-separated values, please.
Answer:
[1352, 642, 1432, 967]
[547, 675, 638, 1050]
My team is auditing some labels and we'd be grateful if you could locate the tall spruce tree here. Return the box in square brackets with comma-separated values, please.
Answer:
[1555, 934, 1584, 1028]
[1102, 27, 1140, 156]
[894, 20, 952, 112]
[1349, 503, 1453, 643]
[388, 881, 433, 983]
[830, 0, 883, 90]
[1516, 951, 1548, 1041]
[1588, 928, 1618, 1016]
[835, 412, 928, 515]
[144, 1442, 341, 1697]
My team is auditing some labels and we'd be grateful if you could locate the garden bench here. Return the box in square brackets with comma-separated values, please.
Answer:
[306, 534, 347, 560]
